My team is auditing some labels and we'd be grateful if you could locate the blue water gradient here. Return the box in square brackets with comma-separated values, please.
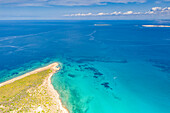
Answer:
[0, 20, 170, 113]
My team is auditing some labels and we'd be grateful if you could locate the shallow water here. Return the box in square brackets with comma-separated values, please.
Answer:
[0, 20, 170, 113]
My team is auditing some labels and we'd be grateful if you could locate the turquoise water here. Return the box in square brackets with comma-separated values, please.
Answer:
[0, 20, 170, 113]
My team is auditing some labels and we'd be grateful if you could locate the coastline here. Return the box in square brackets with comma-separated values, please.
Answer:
[142, 25, 170, 27]
[0, 62, 69, 113]
[47, 68, 69, 113]
[0, 63, 59, 87]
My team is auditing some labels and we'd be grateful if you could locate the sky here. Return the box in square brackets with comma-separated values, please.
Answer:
[0, 0, 170, 20]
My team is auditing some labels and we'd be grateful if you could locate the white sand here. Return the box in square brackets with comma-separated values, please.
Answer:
[0, 62, 69, 113]
[142, 25, 170, 27]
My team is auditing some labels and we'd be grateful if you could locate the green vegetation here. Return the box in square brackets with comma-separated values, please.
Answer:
[0, 69, 59, 113]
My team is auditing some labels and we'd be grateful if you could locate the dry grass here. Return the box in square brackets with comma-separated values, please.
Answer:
[0, 69, 61, 113]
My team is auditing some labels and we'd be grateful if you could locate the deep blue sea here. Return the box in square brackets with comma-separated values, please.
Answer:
[0, 20, 170, 113]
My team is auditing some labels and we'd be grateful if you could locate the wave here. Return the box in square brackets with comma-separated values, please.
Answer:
[0, 30, 55, 42]
[87, 30, 96, 40]
[0, 45, 19, 48]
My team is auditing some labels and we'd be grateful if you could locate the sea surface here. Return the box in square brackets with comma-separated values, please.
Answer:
[0, 20, 170, 113]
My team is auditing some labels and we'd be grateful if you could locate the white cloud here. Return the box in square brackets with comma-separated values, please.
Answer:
[65, 7, 170, 16]
[111, 11, 122, 15]
[123, 11, 133, 14]
[145, 7, 170, 14]
[151, 7, 162, 11]
[0, 0, 146, 6]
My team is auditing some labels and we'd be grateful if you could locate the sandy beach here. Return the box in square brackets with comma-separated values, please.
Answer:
[0, 63, 59, 87]
[0, 62, 69, 113]
[142, 25, 170, 27]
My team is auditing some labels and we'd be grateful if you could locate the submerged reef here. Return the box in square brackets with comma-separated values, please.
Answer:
[101, 82, 113, 90]
[148, 59, 170, 73]
[66, 56, 127, 64]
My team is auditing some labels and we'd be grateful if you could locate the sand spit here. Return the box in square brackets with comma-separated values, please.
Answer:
[142, 25, 170, 27]
[0, 62, 69, 113]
